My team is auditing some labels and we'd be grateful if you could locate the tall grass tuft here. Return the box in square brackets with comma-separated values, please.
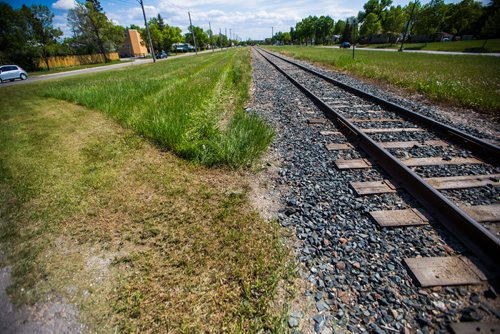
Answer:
[42, 48, 273, 168]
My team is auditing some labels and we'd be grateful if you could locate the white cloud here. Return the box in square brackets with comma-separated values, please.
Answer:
[52, 0, 75, 10]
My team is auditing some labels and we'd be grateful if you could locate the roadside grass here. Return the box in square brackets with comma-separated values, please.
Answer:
[28, 60, 126, 76]
[357, 38, 500, 53]
[0, 83, 292, 331]
[42, 48, 273, 168]
[266, 46, 500, 114]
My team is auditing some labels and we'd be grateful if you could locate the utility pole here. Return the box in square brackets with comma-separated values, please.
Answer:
[209, 21, 214, 52]
[230, 28, 232, 47]
[139, 0, 155, 62]
[225, 28, 227, 48]
[188, 11, 198, 55]
[272, 26, 274, 44]
[399, 0, 418, 52]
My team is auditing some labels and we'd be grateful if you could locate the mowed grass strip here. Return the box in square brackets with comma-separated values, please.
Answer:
[266, 46, 500, 115]
[0, 85, 291, 332]
[42, 48, 273, 168]
[358, 38, 500, 53]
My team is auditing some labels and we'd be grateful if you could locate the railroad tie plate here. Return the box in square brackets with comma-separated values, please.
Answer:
[369, 208, 430, 227]
[307, 118, 328, 125]
[320, 130, 341, 136]
[459, 204, 500, 223]
[449, 322, 500, 334]
[362, 127, 425, 134]
[325, 143, 354, 151]
[335, 159, 372, 169]
[347, 117, 404, 123]
[402, 157, 483, 167]
[351, 180, 398, 195]
[404, 256, 485, 287]
[380, 140, 448, 149]
[425, 174, 500, 190]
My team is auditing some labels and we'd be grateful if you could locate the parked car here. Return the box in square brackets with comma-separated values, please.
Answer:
[156, 51, 168, 59]
[340, 42, 351, 48]
[0, 65, 28, 83]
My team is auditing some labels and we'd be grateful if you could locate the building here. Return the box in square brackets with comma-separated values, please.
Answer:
[119, 29, 148, 58]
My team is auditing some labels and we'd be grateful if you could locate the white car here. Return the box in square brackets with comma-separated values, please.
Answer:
[0, 65, 28, 83]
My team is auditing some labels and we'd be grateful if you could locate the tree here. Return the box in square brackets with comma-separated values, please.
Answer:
[0, 2, 32, 69]
[334, 20, 346, 35]
[445, 0, 483, 35]
[184, 26, 209, 49]
[360, 13, 382, 38]
[316, 16, 335, 44]
[358, 0, 393, 22]
[383, 5, 407, 42]
[67, 0, 124, 62]
[413, 0, 448, 44]
[21, 5, 63, 70]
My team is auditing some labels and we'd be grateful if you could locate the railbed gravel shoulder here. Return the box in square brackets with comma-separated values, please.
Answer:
[249, 48, 499, 334]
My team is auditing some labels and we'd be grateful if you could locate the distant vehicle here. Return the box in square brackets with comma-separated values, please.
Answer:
[172, 43, 196, 52]
[156, 51, 168, 59]
[442, 37, 451, 42]
[340, 42, 351, 48]
[0, 65, 28, 83]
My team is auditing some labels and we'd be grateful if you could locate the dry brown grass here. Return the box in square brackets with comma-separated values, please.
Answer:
[0, 85, 292, 332]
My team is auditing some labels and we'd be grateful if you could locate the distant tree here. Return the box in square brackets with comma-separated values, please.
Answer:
[358, 0, 392, 23]
[480, 0, 500, 49]
[0, 2, 33, 68]
[157, 14, 165, 31]
[360, 13, 382, 38]
[413, 0, 448, 44]
[382, 5, 407, 42]
[184, 26, 209, 49]
[445, 0, 483, 35]
[316, 16, 335, 44]
[21, 5, 63, 70]
[334, 19, 346, 35]
[67, 0, 123, 62]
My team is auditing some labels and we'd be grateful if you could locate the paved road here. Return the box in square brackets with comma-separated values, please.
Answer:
[1, 49, 224, 88]
[320, 45, 500, 57]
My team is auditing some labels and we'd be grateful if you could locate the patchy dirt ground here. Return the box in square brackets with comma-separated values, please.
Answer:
[0, 250, 85, 333]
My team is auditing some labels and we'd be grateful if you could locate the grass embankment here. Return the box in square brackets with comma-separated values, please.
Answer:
[29, 60, 126, 76]
[358, 38, 500, 53]
[0, 48, 291, 332]
[266, 46, 500, 114]
[42, 49, 273, 168]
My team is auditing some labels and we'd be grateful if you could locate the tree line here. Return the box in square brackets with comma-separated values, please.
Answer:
[271, 0, 499, 45]
[0, 0, 237, 71]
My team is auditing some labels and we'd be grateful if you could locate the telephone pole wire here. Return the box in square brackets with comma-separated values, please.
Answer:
[139, 0, 155, 62]
[188, 11, 198, 55]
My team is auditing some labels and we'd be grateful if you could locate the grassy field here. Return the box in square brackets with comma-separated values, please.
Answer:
[0, 49, 292, 332]
[266, 46, 500, 114]
[358, 38, 500, 53]
[29, 60, 126, 76]
[42, 49, 273, 168]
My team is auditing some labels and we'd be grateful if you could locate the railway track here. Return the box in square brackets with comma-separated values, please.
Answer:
[254, 47, 500, 289]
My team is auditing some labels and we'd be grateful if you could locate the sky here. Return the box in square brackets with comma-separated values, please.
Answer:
[7, 0, 486, 40]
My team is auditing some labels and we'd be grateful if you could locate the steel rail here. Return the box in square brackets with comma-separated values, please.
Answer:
[254, 47, 500, 272]
[257, 47, 500, 165]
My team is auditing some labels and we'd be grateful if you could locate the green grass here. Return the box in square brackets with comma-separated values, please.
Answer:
[0, 68, 292, 331]
[266, 45, 500, 114]
[42, 48, 273, 168]
[29, 60, 127, 76]
[358, 38, 500, 53]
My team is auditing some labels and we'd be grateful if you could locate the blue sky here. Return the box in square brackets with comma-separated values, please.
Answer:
[7, 0, 486, 40]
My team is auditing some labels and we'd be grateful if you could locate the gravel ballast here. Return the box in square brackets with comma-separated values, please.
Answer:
[249, 48, 499, 333]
